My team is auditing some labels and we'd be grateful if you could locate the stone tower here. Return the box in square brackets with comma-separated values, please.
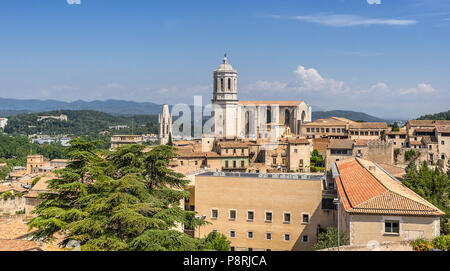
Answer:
[158, 104, 172, 145]
[212, 54, 239, 139]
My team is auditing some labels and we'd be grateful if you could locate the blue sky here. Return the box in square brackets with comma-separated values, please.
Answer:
[0, 0, 449, 119]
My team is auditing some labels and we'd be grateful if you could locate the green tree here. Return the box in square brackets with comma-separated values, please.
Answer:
[201, 231, 231, 251]
[168, 132, 173, 146]
[402, 162, 450, 234]
[312, 227, 349, 250]
[28, 138, 205, 251]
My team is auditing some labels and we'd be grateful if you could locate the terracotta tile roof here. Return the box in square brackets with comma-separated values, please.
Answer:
[422, 136, 437, 145]
[349, 122, 388, 129]
[327, 139, 354, 149]
[287, 138, 310, 144]
[0, 217, 33, 239]
[30, 177, 54, 192]
[407, 120, 437, 126]
[354, 139, 369, 147]
[377, 163, 406, 179]
[303, 117, 349, 127]
[217, 141, 250, 148]
[436, 125, 450, 133]
[415, 128, 435, 133]
[335, 158, 444, 216]
[0, 240, 43, 251]
[238, 101, 304, 106]
[409, 141, 423, 146]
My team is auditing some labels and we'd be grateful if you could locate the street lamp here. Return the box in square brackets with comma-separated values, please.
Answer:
[195, 215, 206, 239]
[333, 198, 342, 251]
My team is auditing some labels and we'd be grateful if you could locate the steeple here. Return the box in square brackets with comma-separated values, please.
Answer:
[212, 54, 238, 104]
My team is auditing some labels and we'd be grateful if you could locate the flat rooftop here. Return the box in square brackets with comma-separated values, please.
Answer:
[197, 171, 324, 180]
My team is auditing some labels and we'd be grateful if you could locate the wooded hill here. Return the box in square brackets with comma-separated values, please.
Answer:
[4, 110, 158, 136]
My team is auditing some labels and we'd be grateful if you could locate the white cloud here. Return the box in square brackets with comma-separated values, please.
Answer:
[367, 0, 381, 5]
[290, 66, 346, 94]
[67, 0, 81, 5]
[398, 83, 436, 95]
[261, 14, 416, 27]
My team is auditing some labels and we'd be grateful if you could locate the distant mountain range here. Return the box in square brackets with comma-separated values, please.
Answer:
[0, 98, 162, 116]
[312, 110, 385, 122]
[0, 98, 386, 122]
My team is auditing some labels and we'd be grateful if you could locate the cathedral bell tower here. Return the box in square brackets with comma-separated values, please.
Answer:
[212, 54, 239, 139]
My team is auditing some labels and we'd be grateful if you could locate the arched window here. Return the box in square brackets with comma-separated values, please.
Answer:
[285, 109, 290, 126]
[228, 78, 231, 90]
[245, 111, 250, 136]
[220, 78, 224, 91]
[267, 109, 271, 124]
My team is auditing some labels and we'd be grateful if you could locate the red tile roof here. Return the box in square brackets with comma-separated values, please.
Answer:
[335, 158, 444, 216]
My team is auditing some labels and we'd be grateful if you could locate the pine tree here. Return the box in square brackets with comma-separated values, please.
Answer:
[29, 139, 212, 251]
[168, 132, 173, 146]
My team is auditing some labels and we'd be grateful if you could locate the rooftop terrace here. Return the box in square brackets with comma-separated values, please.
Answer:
[197, 171, 324, 180]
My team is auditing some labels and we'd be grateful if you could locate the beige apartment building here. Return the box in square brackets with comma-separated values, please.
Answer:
[194, 172, 335, 251]
[302, 117, 388, 141]
[302, 117, 349, 139]
[333, 158, 443, 248]
[110, 135, 145, 149]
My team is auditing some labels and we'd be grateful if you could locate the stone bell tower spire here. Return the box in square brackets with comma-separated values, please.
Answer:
[212, 54, 239, 139]
[212, 54, 238, 104]
[158, 104, 172, 145]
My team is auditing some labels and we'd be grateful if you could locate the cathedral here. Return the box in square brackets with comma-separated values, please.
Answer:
[211, 54, 312, 139]
[158, 55, 312, 142]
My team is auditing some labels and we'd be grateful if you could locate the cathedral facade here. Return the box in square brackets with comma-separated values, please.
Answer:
[211, 55, 312, 139]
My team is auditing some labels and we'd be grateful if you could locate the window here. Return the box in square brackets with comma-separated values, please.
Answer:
[302, 235, 309, 242]
[211, 209, 218, 219]
[195, 161, 198, 165]
[332, 128, 336, 133]
[247, 231, 254, 239]
[233, 148, 236, 154]
[220, 78, 224, 91]
[229, 210, 236, 220]
[273, 158, 277, 164]
[306, 128, 310, 133]
[247, 211, 254, 221]
[225, 161, 229, 168]
[265, 212, 272, 222]
[321, 128, 325, 133]
[233, 160, 236, 168]
[442, 141, 445, 145]
[265, 232, 272, 240]
[302, 213, 309, 224]
[180, 161, 183, 165]
[337, 128, 341, 133]
[294, 149, 298, 153]
[316, 128, 320, 132]
[229, 230, 236, 238]
[442, 154, 445, 159]
[326, 128, 330, 133]
[283, 213, 291, 224]
[385, 220, 400, 234]
[284, 234, 291, 241]
[228, 78, 231, 90]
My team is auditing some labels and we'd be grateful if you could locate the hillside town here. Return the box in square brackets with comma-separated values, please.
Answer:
[0, 56, 448, 251]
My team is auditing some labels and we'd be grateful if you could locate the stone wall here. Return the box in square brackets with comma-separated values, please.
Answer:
[0, 197, 26, 215]
[319, 241, 413, 251]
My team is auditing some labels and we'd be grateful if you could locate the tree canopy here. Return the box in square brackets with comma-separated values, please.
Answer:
[402, 162, 450, 234]
[29, 138, 228, 251]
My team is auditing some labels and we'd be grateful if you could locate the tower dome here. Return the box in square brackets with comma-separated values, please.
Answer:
[212, 54, 238, 104]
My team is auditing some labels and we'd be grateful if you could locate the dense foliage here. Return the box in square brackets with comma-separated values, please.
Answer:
[4, 110, 158, 136]
[0, 133, 67, 168]
[28, 138, 229, 251]
[402, 162, 450, 234]
[417, 110, 450, 120]
[312, 227, 349, 250]
[310, 149, 325, 172]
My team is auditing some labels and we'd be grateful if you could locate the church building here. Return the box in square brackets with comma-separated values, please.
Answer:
[211, 55, 312, 139]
